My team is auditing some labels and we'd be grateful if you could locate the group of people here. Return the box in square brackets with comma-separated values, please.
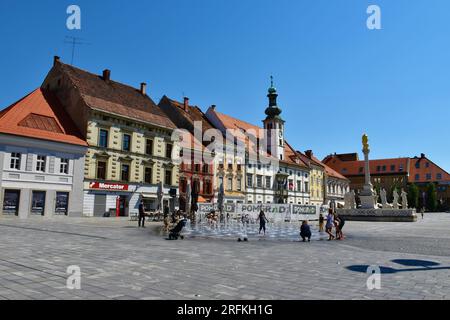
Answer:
[320, 208, 345, 241]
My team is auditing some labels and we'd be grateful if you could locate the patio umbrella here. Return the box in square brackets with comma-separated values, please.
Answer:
[217, 182, 225, 222]
[157, 181, 164, 213]
[185, 182, 191, 216]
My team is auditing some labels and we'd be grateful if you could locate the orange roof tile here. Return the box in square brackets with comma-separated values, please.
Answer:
[56, 62, 176, 129]
[211, 109, 308, 169]
[0, 89, 87, 146]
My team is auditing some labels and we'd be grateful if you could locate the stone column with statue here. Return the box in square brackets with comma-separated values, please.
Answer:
[359, 134, 377, 209]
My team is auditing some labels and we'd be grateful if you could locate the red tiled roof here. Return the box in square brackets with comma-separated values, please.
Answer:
[57, 62, 176, 129]
[0, 89, 87, 146]
[211, 109, 308, 169]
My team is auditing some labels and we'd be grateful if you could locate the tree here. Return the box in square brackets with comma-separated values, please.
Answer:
[426, 183, 438, 212]
[407, 184, 419, 209]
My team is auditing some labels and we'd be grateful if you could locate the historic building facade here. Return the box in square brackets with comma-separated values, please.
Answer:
[0, 89, 87, 218]
[41, 57, 179, 217]
[206, 81, 310, 205]
[323, 152, 449, 208]
[159, 96, 215, 209]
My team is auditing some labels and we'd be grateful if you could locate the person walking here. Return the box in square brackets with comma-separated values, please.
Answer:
[318, 213, 325, 232]
[334, 214, 345, 240]
[325, 209, 335, 241]
[258, 210, 269, 235]
[138, 199, 146, 228]
[300, 220, 312, 242]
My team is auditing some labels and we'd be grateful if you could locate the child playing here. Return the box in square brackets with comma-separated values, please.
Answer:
[318, 213, 324, 232]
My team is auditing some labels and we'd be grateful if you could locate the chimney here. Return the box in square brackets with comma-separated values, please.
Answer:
[53, 56, 61, 66]
[305, 150, 313, 158]
[421, 153, 426, 158]
[140, 82, 147, 95]
[211, 104, 216, 111]
[183, 97, 189, 112]
[103, 69, 111, 82]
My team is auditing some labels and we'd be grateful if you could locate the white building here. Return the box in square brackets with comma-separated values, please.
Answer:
[0, 89, 87, 218]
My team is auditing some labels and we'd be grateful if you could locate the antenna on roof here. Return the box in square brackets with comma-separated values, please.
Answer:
[64, 36, 91, 65]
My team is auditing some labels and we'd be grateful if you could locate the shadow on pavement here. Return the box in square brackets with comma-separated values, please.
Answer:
[347, 259, 450, 274]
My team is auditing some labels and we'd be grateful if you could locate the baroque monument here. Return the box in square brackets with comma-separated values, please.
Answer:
[337, 134, 417, 222]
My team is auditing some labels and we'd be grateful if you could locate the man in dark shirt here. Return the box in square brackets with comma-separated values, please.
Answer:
[138, 200, 146, 228]
[300, 220, 312, 242]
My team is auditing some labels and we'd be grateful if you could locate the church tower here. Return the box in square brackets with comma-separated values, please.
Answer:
[263, 76, 285, 161]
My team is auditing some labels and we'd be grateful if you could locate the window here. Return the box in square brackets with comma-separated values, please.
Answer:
[219, 176, 224, 188]
[415, 161, 420, 169]
[227, 177, 233, 191]
[228, 162, 233, 170]
[146, 139, 153, 155]
[358, 167, 363, 173]
[165, 144, 173, 159]
[194, 164, 201, 172]
[180, 179, 187, 193]
[382, 165, 386, 172]
[237, 178, 242, 191]
[256, 175, 263, 188]
[425, 162, 430, 168]
[297, 181, 302, 192]
[202, 164, 209, 174]
[399, 165, 404, 172]
[426, 173, 432, 180]
[204, 181, 212, 194]
[144, 167, 152, 184]
[55, 192, 69, 215]
[237, 164, 242, 171]
[257, 164, 262, 170]
[3, 190, 20, 215]
[165, 170, 172, 185]
[99, 129, 109, 148]
[36, 155, 46, 172]
[265, 176, 271, 189]
[60, 158, 69, 174]
[391, 165, 396, 171]
[31, 191, 46, 216]
[121, 164, 130, 182]
[437, 173, 442, 180]
[415, 174, 420, 181]
[10, 153, 21, 170]
[219, 162, 224, 169]
[97, 161, 106, 180]
[304, 182, 309, 193]
[376, 166, 381, 172]
[122, 134, 131, 151]
[247, 174, 253, 187]
[288, 179, 294, 191]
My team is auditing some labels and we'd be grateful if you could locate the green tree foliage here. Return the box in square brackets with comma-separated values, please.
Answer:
[426, 183, 438, 212]
[407, 184, 419, 209]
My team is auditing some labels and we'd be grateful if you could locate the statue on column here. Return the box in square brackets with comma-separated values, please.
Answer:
[401, 189, 408, 209]
[393, 189, 399, 209]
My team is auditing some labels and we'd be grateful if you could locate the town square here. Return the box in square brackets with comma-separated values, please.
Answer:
[0, 1, 450, 304]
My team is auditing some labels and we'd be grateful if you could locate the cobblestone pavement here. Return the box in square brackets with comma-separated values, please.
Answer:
[0, 213, 450, 300]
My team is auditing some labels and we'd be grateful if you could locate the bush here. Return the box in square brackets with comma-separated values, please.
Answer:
[407, 184, 419, 209]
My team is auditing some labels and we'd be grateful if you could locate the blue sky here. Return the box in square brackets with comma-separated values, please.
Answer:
[0, 0, 449, 171]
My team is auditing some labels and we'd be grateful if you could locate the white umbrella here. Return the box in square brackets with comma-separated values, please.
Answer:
[217, 182, 225, 221]
[157, 181, 164, 213]
[185, 181, 191, 215]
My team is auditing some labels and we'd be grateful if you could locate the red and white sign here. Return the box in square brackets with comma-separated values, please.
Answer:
[89, 182, 129, 191]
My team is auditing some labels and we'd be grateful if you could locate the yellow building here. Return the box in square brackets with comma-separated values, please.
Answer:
[299, 150, 326, 205]
[42, 57, 179, 217]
